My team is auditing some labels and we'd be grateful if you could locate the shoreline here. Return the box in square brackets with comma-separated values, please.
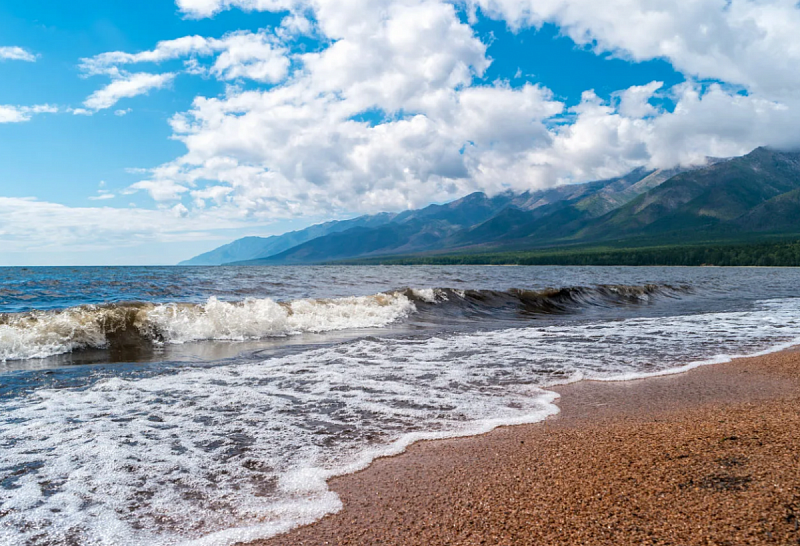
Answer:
[247, 347, 800, 545]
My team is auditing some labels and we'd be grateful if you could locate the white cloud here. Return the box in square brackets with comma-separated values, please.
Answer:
[276, 13, 314, 39]
[521, 82, 800, 185]
[175, 0, 295, 19]
[0, 197, 257, 253]
[114, 108, 132, 116]
[21, 0, 796, 257]
[129, 178, 190, 201]
[89, 193, 115, 200]
[78, 30, 291, 117]
[81, 30, 289, 83]
[83, 72, 175, 111]
[0, 104, 57, 123]
[129, 0, 524, 214]
[172, 203, 190, 217]
[0, 46, 36, 62]
[469, 0, 800, 100]
[89, 183, 116, 200]
[615, 81, 663, 119]
[209, 31, 290, 82]
[81, 36, 214, 72]
[108, 0, 796, 219]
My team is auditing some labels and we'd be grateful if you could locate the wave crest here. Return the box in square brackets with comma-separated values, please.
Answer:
[0, 293, 416, 361]
[402, 283, 691, 314]
[0, 284, 691, 361]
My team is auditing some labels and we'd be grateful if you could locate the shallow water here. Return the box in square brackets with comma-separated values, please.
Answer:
[1, 266, 799, 545]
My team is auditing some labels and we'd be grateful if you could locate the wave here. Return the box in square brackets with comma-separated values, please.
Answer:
[403, 283, 692, 313]
[0, 294, 415, 362]
[0, 284, 691, 361]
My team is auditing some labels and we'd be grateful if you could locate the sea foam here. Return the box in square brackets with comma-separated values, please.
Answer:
[0, 292, 416, 361]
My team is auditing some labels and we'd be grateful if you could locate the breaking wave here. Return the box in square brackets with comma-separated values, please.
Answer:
[0, 284, 692, 361]
[0, 293, 415, 361]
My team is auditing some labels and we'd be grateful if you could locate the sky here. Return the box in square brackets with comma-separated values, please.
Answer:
[1, 0, 799, 265]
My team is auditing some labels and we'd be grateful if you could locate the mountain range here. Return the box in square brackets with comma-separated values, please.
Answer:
[179, 147, 800, 266]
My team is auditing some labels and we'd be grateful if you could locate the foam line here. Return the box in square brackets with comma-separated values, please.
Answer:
[593, 337, 800, 382]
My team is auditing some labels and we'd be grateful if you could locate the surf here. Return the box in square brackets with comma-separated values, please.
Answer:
[0, 284, 692, 362]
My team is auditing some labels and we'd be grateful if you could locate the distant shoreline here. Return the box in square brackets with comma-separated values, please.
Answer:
[251, 347, 800, 545]
[329, 238, 800, 267]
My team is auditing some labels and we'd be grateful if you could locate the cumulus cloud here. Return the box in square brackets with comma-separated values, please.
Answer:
[83, 72, 175, 111]
[56, 0, 800, 233]
[0, 104, 58, 123]
[120, 0, 800, 219]
[0, 46, 36, 62]
[469, 0, 800, 100]
[615, 81, 663, 119]
[208, 32, 289, 81]
[130, 0, 530, 214]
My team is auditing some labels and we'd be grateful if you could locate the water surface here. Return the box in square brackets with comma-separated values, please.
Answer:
[1, 266, 799, 545]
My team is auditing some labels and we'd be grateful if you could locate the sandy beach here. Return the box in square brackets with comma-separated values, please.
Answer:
[250, 349, 800, 545]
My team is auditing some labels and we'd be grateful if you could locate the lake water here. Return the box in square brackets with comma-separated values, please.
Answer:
[1, 265, 799, 545]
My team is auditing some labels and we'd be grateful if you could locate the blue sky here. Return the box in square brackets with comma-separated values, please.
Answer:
[0, 1, 280, 206]
[1, 0, 798, 265]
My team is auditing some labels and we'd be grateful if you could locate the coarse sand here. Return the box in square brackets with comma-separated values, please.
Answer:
[247, 349, 800, 545]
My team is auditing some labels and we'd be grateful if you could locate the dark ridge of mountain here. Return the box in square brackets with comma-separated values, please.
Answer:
[179, 236, 276, 266]
[188, 165, 678, 266]
[231, 192, 521, 264]
[447, 206, 539, 246]
[456, 147, 800, 254]
[454, 148, 799, 255]
[732, 187, 800, 232]
[193, 147, 800, 268]
[439, 167, 693, 251]
[232, 219, 482, 265]
[178, 212, 397, 265]
[232, 222, 424, 265]
[391, 191, 516, 226]
[572, 166, 687, 216]
[507, 167, 654, 213]
[226, 168, 669, 265]
[576, 147, 800, 242]
[183, 192, 518, 265]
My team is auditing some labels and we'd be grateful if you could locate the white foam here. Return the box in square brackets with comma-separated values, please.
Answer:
[0, 307, 113, 361]
[285, 293, 416, 333]
[147, 293, 415, 344]
[0, 292, 417, 361]
[2, 297, 800, 545]
[409, 288, 446, 303]
[596, 337, 800, 382]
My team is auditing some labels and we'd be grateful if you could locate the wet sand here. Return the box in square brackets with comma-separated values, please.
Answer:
[249, 349, 800, 545]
